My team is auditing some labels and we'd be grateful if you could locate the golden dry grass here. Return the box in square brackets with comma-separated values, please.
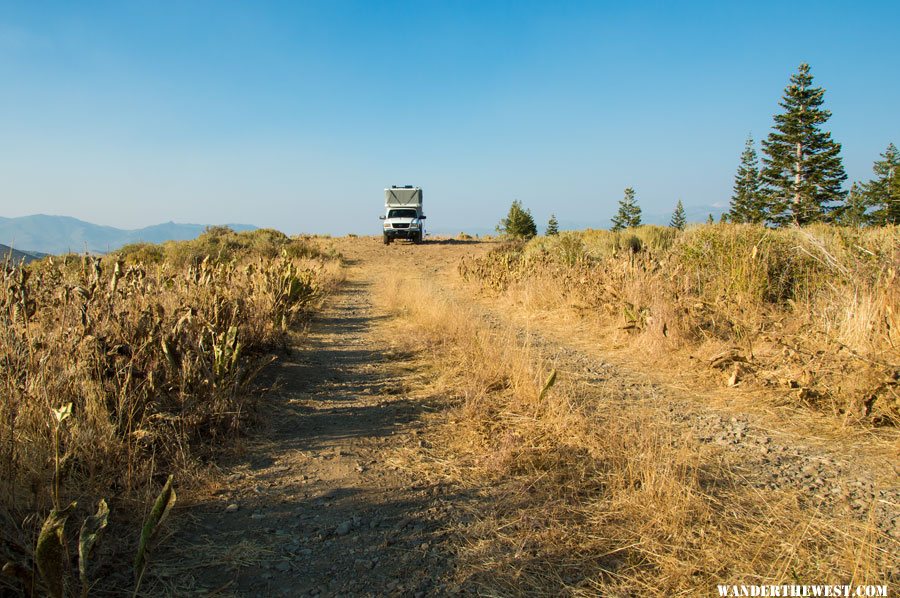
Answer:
[459, 224, 900, 425]
[0, 229, 342, 595]
[377, 271, 894, 596]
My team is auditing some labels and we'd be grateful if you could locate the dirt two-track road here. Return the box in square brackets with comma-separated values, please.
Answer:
[148, 238, 898, 597]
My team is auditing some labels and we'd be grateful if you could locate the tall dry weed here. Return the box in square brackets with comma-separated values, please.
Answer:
[0, 231, 342, 595]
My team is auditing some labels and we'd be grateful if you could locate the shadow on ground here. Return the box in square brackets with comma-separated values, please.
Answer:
[130, 277, 478, 597]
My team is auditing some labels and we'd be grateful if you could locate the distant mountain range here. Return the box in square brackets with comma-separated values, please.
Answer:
[0, 215, 257, 255]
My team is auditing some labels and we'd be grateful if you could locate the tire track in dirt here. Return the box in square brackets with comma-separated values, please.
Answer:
[397, 239, 900, 554]
[149, 251, 477, 597]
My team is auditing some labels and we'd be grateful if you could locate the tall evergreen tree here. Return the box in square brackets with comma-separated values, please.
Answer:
[760, 63, 847, 226]
[497, 200, 537, 239]
[669, 200, 686, 230]
[836, 182, 869, 227]
[611, 187, 641, 231]
[728, 135, 765, 223]
[861, 143, 900, 225]
[545, 214, 560, 236]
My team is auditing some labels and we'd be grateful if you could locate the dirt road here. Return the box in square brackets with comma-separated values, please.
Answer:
[146, 240, 481, 596]
[151, 238, 898, 596]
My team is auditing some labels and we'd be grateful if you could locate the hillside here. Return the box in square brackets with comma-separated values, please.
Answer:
[0, 214, 256, 255]
[0, 243, 41, 264]
[148, 235, 896, 595]
[0, 231, 895, 596]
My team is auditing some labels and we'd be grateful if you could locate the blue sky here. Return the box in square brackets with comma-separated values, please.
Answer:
[1, 1, 898, 235]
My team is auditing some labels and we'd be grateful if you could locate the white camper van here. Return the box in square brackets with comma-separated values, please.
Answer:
[380, 186, 425, 244]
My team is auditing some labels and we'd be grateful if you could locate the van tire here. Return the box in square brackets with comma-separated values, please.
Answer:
[383, 234, 391, 245]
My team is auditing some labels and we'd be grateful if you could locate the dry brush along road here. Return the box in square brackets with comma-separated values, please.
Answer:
[146, 238, 898, 597]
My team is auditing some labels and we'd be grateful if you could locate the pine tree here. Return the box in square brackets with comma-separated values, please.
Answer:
[728, 135, 765, 223]
[497, 200, 538, 239]
[861, 143, 900, 225]
[669, 200, 686, 230]
[611, 187, 641, 231]
[760, 63, 847, 226]
[837, 182, 869, 227]
[706, 214, 714, 224]
[545, 214, 559, 236]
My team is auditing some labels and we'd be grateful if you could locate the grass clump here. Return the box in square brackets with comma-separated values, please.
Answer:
[117, 226, 341, 267]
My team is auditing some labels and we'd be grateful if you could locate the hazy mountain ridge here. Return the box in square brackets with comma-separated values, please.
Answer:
[0, 215, 257, 255]
[0, 244, 42, 264]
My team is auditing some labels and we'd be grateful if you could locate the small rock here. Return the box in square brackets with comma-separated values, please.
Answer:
[335, 521, 352, 536]
[275, 561, 291, 572]
[225, 503, 239, 513]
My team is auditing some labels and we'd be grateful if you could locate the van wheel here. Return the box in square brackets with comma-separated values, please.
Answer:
[383, 234, 391, 245]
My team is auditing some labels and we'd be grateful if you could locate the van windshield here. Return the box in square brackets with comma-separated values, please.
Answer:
[388, 209, 418, 219]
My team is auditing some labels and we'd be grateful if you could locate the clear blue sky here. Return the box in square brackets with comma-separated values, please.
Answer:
[1, 1, 897, 234]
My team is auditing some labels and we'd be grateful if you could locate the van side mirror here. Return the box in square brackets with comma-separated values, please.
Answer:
[420, 215, 426, 219]
[379, 215, 386, 220]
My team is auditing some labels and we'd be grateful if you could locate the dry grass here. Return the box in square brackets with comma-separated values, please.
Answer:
[377, 272, 894, 596]
[458, 224, 900, 425]
[0, 229, 342, 595]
